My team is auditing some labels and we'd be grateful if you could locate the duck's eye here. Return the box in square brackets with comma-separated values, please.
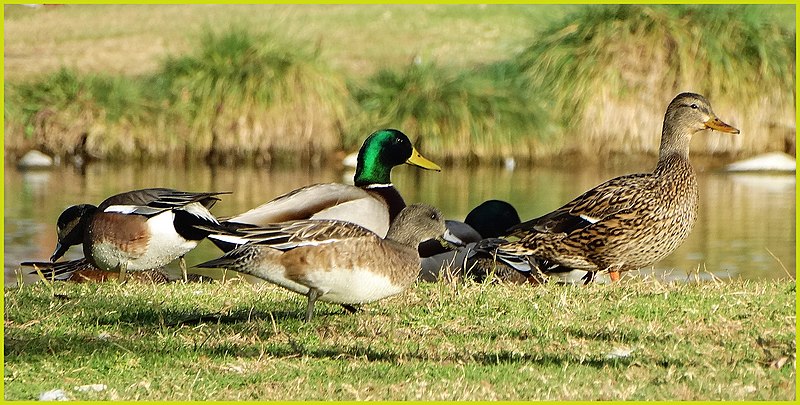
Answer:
[690, 103, 699, 110]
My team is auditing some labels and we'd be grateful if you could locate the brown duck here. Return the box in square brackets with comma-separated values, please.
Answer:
[497, 92, 740, 282]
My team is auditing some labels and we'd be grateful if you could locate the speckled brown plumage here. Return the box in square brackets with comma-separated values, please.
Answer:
[498, 93, 739, 281]
[197, 203, 446, 321]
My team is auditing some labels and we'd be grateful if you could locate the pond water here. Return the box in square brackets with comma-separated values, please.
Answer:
[4, 160, 795, 285]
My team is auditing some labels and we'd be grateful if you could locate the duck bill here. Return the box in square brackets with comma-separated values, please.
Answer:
[406, 147, 442, 171]
[50, 243, 69, 262]
[435, 235, 460, 250]
[705, 117, 740, 134]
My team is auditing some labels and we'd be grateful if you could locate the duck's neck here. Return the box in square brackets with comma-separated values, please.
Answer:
[656, 123, 692, 170]
[386, 223, 422, 249]
[354, 158, 392, 187]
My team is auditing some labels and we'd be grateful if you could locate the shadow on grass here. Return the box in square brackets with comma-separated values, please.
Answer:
[5, 329, 657, 370]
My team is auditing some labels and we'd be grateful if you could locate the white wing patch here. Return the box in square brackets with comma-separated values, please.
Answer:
[179, 201, 220, 224]
[208, 234, 253, 246]
[579, 214, 601, 224]
[104, 204, 142, 214]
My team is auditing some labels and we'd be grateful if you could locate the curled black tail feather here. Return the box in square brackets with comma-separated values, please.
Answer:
[21, 258, 93, 280]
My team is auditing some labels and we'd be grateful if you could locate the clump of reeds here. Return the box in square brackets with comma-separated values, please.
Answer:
[159, 27, 352, 164]
[5, 68, 158, 159]
[6, 28, 352, 164]
[349, 60, 551, 164]
[513, 4, 795, 157]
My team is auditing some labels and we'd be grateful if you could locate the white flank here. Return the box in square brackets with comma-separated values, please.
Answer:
[305, 267, 403, 304]
[92, 211, 197, 271]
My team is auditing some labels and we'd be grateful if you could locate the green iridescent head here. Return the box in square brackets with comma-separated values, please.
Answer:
[354, 129, 441, 187]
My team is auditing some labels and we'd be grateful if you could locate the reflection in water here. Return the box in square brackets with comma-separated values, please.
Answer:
[4, 162, 795, 285]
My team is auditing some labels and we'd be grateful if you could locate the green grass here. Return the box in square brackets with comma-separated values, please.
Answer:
[3, 4, 579, 81]
[4, 277, 795, 400]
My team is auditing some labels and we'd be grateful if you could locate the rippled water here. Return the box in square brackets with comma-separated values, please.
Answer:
[4, 161, 795, 285]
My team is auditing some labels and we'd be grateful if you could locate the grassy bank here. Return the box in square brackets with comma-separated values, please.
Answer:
[4, 4, 795, 163]
[3, 278, 795, 400]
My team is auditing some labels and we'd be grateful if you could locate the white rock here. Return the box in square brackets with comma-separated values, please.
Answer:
[74, 384, 107, 393]
[503, 156, 516, 171]
[39, 389, 69, 401]
[342, 151, 359, 168]
[605, 346, 634, 359]
[17, 150, 54, 169]
[726, 152, 796, 172]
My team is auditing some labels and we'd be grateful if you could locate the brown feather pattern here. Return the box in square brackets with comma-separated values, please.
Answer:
[498, 93, 738, 278]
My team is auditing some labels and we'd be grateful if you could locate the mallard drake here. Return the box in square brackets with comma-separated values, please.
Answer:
[494, 92, 739, 282]
[419, 200, 529, 282]
[419, 200, 589, 285]
[210, 129, 440, 251]
[48, 188, 227, 280]
[196, 203, 446, 321]
[419, 200, 521, 258]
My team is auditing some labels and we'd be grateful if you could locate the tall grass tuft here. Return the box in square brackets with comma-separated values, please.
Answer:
[513, 4, 795, 157]
[5, 28, 352, 163]
[159, 28, 352, 164]
[5, 68, 156, 159]
[350, 60, 551, 164]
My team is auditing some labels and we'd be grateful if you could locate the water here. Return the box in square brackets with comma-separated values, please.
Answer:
[4, 161, 795, 285]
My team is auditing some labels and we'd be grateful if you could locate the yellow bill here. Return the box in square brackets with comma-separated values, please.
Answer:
[406, 147, 442, 171]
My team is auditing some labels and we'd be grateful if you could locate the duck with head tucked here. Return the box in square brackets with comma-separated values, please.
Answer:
[197, 203, 446, 321]
[493, 92, 739, 283]
[209, 129, 441, 252]
[419, 199, 526, 283]
[45, 188, 228, 281]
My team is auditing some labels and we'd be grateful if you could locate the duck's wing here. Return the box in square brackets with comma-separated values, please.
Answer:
[224, 183, 391, 236]
[507, 173, 653, 237]
[210, 218, 378, 251]
[100, 188, 227, 221]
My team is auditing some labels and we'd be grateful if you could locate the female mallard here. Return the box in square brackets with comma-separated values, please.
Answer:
[210, 129, 440, 251]
[196, 203, 446, 321]
[495, 92, 739, 282]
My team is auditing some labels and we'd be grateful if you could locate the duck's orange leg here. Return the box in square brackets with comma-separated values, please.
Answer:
[609, 270, 620, 282]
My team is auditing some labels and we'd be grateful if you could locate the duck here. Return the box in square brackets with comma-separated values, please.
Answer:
[209, 129, 441, 251]
[48, 188, 228, 281]
[418, 200, 521, 258]
[419, 200, 592, 284]
[195, 203, 446, 321]
[419, 200, 529, 282]
[493, 92, 739, 283]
